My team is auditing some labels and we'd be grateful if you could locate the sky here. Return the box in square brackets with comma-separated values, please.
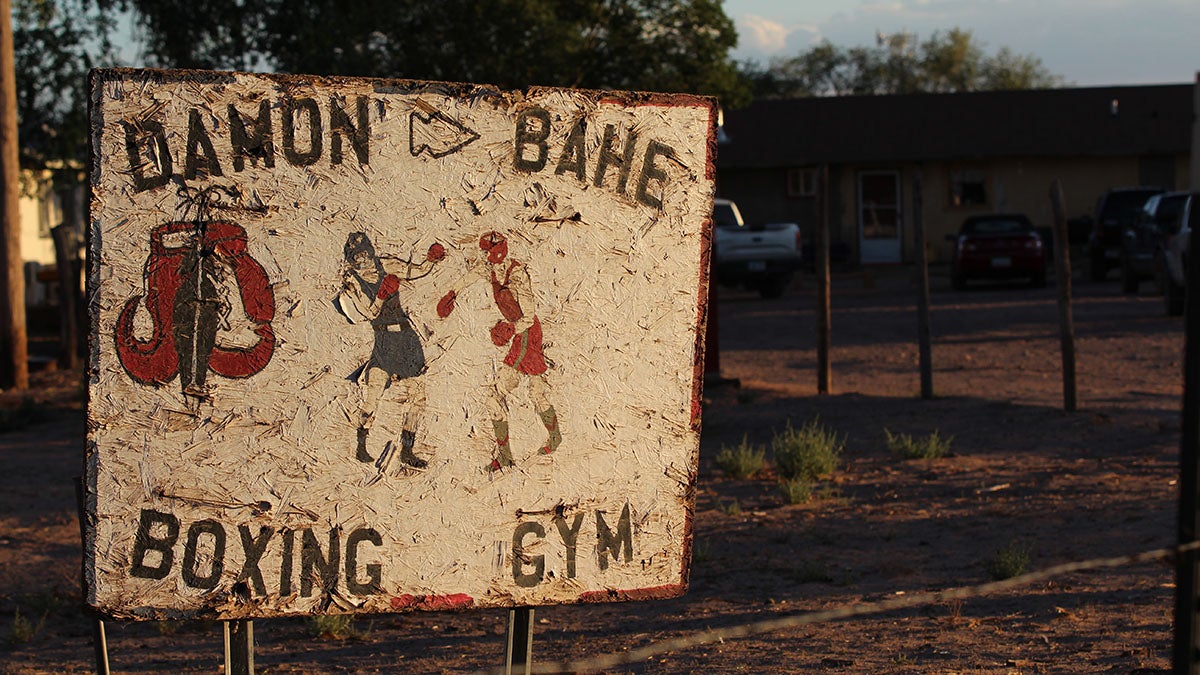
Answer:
[724, 0, 1198, 88]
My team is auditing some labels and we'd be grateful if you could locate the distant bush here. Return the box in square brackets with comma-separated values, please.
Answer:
[0, 397, 46, 433]
[6, 608, 46, 645]
[772, 418, 843, 481]
[886, 429, 952, 460]
[986, 541, 1031, 580]
[715, 436, 766, 479]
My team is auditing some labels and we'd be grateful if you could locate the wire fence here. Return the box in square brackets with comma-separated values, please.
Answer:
[478, 541, 1196, 674]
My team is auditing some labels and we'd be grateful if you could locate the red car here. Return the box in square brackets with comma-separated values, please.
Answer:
[950, 213, 1047, 289]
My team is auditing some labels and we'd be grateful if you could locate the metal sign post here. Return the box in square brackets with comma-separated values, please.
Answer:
[505, 607, 535, 674]
[224, 620, 254, 675]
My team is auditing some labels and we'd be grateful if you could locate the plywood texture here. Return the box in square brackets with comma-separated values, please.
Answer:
[85, 68, 716, 620]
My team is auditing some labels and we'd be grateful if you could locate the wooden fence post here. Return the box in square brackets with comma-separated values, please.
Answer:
[816, 164, 831, 395]
[1048, 180, 1077, 412]
[913, 171, 933, 399]
[51, 223, 81, 370]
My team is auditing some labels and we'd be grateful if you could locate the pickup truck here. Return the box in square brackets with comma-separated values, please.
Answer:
[712, 198, 802, 298]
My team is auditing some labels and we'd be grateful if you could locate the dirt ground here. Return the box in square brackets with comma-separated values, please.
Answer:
[0, 266, 1189, 673]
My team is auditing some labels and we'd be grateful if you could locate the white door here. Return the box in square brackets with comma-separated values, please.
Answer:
[858, 171, 902, 264]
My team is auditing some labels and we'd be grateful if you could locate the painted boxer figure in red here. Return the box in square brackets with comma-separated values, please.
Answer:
[437, 231, 561, 471]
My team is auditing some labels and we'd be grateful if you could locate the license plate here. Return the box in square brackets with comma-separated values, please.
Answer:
[991, 257, 1012, 268]
[1105, 250, 1120, 259]
[748, 261, 766, 272]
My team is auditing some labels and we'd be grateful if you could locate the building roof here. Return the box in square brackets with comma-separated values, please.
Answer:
[717, 84, 1193, 169]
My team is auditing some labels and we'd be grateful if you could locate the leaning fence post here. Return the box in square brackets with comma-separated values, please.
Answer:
[1048, 180, 1077, 412]
[1175, 191, 1200, 674]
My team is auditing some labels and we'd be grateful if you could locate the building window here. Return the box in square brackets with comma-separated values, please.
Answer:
[37, 183, 61, 239]
[949, 169, 987, 207]
[787, 168, 817, 198]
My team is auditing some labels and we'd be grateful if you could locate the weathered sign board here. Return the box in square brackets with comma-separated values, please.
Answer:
[85, 68, 716, 619]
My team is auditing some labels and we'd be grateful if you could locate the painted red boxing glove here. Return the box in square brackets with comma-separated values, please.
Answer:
[427, 243, 446, 262]
[377, 274, 401, 299]
[437, 290, 457, 318]
[490, 320, 515, 346]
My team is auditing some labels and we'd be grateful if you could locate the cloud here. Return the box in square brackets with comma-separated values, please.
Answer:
[734, 15, 820, 61]
[738, 15, 790, 53]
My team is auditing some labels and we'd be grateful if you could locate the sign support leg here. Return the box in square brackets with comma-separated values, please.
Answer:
[91, 618, 109, 675]
[224, 620, 254, 675]
[505, 607, 534, 675]
[75, 477, 110, 675]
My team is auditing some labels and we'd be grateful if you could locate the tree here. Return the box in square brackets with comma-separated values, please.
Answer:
[14, 0, 117, 184]
[117, 0, 750, 106]
[745, 28, 1064, 99]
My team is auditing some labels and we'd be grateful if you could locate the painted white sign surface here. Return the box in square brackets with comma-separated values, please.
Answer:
[85, 69, 716, 619]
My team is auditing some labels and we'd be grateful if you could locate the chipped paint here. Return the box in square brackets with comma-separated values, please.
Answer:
[86, 68, 716, 620]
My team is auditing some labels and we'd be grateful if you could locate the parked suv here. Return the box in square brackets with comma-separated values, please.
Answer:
[1088, 187, 1164, 282]
[1120, 191, 1191, 293]
[1159, 192, 1196, 315]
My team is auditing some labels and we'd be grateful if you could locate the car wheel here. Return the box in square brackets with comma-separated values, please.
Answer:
[1153, 252, 1166, 295]
[1165, 276, 1186, 316]
[758, 274, 790, 299]
[1031, 271, 1047, 288]
[952, 270, 967, 290]
[1120, 259, 1138, 294]
[1089, 252, 1108, 282]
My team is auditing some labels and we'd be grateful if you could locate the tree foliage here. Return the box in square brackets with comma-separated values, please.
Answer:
[116, 0, 749, 105]
[744, 28, 1064, 99]
[13, 0, 117, 183]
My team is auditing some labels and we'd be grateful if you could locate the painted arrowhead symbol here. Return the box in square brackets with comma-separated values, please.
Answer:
[409, 101, 480, 159]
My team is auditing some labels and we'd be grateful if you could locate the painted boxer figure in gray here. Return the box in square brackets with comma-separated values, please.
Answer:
[337, 232, 445, 469]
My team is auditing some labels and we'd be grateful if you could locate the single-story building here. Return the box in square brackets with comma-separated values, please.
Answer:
[18, 172, 85, 306]
[716, 83, 1193, 265]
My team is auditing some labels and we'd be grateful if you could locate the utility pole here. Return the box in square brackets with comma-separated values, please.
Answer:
[0, 0, 27, 390]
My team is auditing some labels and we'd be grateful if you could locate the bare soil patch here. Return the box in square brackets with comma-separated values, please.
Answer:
[0, 269, 1186, 673]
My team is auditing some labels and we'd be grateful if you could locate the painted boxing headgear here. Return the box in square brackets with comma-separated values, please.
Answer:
[344, 231, 378, 264]
[479, 231, 509, 264]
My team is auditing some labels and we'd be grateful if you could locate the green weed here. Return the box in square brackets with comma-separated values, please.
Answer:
[783, 561, 833, 584]
[307, 614, 362, 640]
[7, 608, 46, 645]
[886, 428, 953, 460]
[778, 477, 812, 504]
[715, 436, 767, 478]
[986, 540, 1031, 580]
[717, 498, 742, 516]
[771, 417, 843, 481]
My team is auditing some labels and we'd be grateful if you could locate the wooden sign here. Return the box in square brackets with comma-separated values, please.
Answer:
[85, 69, 716, 619]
